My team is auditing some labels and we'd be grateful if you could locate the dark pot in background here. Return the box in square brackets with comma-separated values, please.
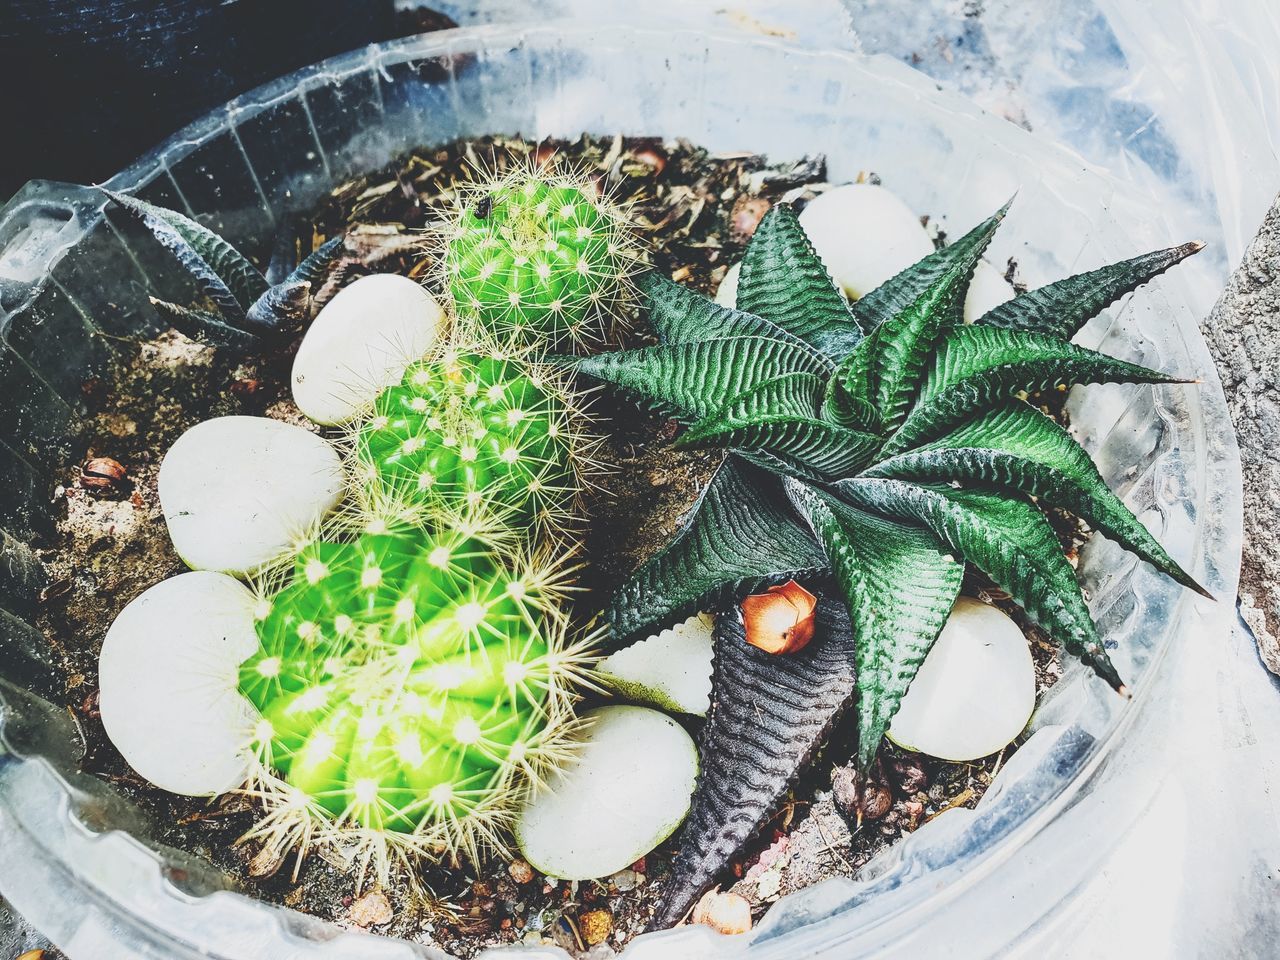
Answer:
[0, 0, 398, 199]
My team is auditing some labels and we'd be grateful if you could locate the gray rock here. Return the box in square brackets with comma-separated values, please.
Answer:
[1205, 193, 1280, 674]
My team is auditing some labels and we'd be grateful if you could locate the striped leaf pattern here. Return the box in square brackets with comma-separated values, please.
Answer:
[607, 456, 827, 644]
[648, 589, 857, 931]
[884, 325, 1184, 454]
[835, 478, 1124, 690]
[735, 203, 864, 350]
[868, 402, 1207, 595]
[639, 271, 820, 351]
[787, 481, 963, 770]
[570, 336, 830, 422]
[977, 242, 1203, 339]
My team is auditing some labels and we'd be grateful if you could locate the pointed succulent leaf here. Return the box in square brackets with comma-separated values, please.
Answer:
[884, 325, 1186, 455]
[568, 336, 831, 422]
[102, 189, 266, 317]
[867, 402, 1209, 597]
[146, 297, 259, 350]
[787, 481, 963, 771]
[848, 199, 1010, 335]
[638, 272, 818, 353]
[648, 588, 856, 931]
[680, 372, 822, 431]
[682, 415, 879, 478]
[608, 456, 827, 644]
[286, 235, 346, 288]
[977, 242, 1203, 340]
[735, 203, 863, 350]
[678, 372, 879, 476]
[835, 477, 1122, 690]
[868, 261, 971, 432]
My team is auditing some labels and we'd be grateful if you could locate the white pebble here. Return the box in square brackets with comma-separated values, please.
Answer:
[799, 183, 935, 300]
[964, 258, 1017, 322]
[715, 262, 741, 309]
[291, 274, 444, 425]
[516, 706, 698, 880]
[99, 572, 260, 796]
[888, 597, 1036, 762]
[599, 613, 714, 716]
[159, 415, 344, 576]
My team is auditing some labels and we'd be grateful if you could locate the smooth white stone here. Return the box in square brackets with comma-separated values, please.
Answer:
[159, 415, 344, 576]
[715, 262, 741, 309]
[964, 258, 1017, 322]
[291, 273, 444, 425]
[888, 597, 1037, 762]
[98, 571, 260, 796]
[516, 706, 698, 880]
[599, 613, 714, 716]
[799, 183, 935, 300]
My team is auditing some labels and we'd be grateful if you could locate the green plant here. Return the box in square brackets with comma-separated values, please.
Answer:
[354, 347, 591, 537]
[102, 190, 344, 348]
[445, 169, 635, 348]
[238, 516, 593, 868]
[564, 200, 1204, 927]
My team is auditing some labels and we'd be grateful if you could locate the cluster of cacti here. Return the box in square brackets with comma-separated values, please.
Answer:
[100, 177, 617, 873]
[355, 348, 585, 535]
[445, 169, 636, 348]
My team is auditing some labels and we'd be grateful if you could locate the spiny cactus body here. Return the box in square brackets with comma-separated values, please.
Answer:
[240, 524, 588, 854]
[446, 172, 634, 347]
[356, 351, 583, 534]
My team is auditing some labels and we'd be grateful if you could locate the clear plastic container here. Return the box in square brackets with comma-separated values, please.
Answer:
[0, 21, 1243, 960]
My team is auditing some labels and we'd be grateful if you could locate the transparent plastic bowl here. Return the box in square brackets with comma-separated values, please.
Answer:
[0, 22, 1242, 960]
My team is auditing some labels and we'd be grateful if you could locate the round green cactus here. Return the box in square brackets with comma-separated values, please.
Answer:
[446, 172, 633, 347]
[240, 524, 585, 847]
[355, 350, 582, 534]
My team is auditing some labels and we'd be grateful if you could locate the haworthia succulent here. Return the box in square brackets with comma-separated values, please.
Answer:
[569, 195, 1204, 928]
[835, 477, 1123, 690]
[105, 189, 259, 323]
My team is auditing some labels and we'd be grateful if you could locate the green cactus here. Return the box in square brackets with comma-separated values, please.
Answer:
[240, 521, 589, 853]
[355, 349, 585, 535]
[446, 171, 634, 348]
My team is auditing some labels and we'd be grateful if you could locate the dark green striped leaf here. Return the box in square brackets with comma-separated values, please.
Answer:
[834, 477, 1123, 691]
[735, 203, 863, 349]
[867, 402, 1209, 596]
[569, 335, 830, 422]
[848, 199, 1010, 334]
[884, 325, 1185, 455]
[678, 373, 878, 477]
[638, 271, 817, 350]
[103, 189, 266, 319]
[977, 242, 1203, 339]
[787, 481, 963, 771]
[287, 235, 347, 287]
[607, 456, 827, 644]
